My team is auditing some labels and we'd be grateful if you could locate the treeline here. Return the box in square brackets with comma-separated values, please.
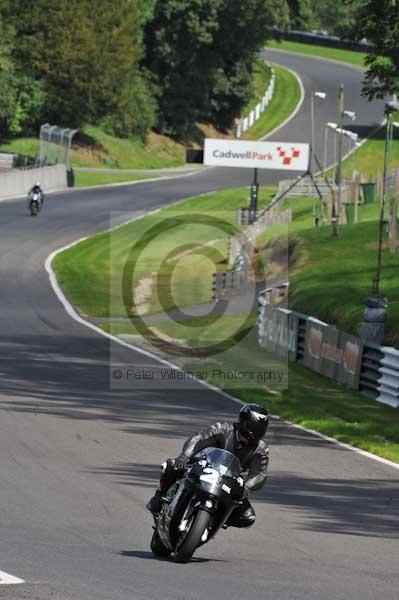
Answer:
[289, 0, 399, 102]
[0, 0, 289, 140]
[0, 1, 397, 142]
[286, 0, 355, 36]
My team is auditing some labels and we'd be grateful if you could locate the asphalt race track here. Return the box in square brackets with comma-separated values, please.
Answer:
[0, 51, 398, 600]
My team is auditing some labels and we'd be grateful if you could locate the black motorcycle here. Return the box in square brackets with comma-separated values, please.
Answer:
[150, 447, 244, 563]
[29, 191, 41, 216]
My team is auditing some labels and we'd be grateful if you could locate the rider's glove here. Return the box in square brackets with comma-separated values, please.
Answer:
[175, 455, 189, 471]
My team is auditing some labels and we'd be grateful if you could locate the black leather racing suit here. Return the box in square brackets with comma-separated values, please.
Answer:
[159, 421, 269, 528]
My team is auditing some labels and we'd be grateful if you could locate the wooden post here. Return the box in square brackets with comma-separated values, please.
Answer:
[390, 170, 399, 253]
[354, 175, 360, 223]
[377, 174, 383, 209]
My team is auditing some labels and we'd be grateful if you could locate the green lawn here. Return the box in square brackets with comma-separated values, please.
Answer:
[267, 40, 366, 68]
[75, 171, 154, 187]
[243, 65, 301, 140]
[0, 137, 38, 157]
[253, 191, 399, 346]
[342, 114, 399, 179]
[53, 182, 399, 463]
[53, 186, 276, 317]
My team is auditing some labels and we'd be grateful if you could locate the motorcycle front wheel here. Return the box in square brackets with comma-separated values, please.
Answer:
[174, 508, 211, 563]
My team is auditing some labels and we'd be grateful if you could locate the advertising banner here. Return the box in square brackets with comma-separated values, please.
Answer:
[259, 304, 298, 361]
[304, 321, 363, 389]
[337, 332, 363, 389]
[204, 139, 310, 171]
[320, 326, 341, 380]
[288, 313, 299, 362]
[304, 320, 327, 373]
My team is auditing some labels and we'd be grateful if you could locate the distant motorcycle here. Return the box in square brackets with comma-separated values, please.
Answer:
[150, 448, 245, 563]
[29, 190, 42, 216]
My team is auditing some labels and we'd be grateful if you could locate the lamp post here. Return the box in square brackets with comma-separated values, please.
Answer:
[388, 121, 399, 166]
[324, 122, 337, 176]
[372, 100, 399, 295]
[311, 91, 326, 226]
[335, 84, 357, 229]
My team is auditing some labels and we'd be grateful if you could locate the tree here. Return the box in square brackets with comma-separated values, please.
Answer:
[310, 0, 353, 35]
[144, 0, 289, 137]
[287, 0, 317, 30]
[344, 0, 399, 99]
[6, 0, 154, 136]
[144, 0, 223, 137]
[207, 0, 290, 130]
[0, 10, 45, 137]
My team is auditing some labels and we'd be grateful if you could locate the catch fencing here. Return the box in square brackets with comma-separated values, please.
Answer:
[36, 124, 78, 168]
[210, 190, 292, 301]
[258, 294, 399, 407]
[230, 208, 291, 264]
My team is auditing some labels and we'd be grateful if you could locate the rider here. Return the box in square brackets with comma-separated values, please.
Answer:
[147, 403, 269, 528]
[28, 182, 44, 207]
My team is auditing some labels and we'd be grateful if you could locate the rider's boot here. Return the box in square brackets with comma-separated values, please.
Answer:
[146, 489, 163, 515]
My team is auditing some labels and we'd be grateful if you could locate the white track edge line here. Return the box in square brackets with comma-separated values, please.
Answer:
[0, 570, 24, 585]
[260, 63, 305, 141]
[270, 416, 399, 471]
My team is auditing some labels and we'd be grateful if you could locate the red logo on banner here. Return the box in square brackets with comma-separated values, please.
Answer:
[276, 147, 301, 166]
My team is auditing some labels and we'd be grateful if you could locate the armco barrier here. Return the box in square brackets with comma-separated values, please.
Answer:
[378, 347, 399, 408]
[258, 294, 399, 406]
[360, 344, 399, 408]
[0, 164, 67, 200]
[359, 343, 384, 399]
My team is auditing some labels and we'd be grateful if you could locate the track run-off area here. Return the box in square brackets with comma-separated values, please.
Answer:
[0, 50, 398, 600]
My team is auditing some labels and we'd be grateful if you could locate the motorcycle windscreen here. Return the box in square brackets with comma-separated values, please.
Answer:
[195, 447, 241, 478]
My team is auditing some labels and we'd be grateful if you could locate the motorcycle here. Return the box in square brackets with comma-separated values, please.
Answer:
[29, 191, 41, 216]
[150, 447, 245, 563]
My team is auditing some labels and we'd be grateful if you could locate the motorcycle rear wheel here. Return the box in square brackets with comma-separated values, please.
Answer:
[174, 508, 210, 563]
[150, 529, 171, 558]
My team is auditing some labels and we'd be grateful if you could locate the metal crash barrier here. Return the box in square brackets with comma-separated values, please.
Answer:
[258, 293, 399, 407]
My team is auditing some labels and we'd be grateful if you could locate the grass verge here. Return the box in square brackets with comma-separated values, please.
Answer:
[243, 65, 301, 140]
[341, 113, 399, 179]
[53, 186, 276, 317]
[267, 40, 366, 68]
[74, 171, 154, 188]
[289, 205, 399, 347]
[53, 183, 399, 463]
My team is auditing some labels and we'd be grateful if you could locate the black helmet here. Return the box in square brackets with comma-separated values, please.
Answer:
[237, 403, 269, 444]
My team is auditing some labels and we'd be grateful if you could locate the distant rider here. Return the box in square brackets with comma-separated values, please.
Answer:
[28, 182, 44, 208]
[147, 403, 270, 529]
